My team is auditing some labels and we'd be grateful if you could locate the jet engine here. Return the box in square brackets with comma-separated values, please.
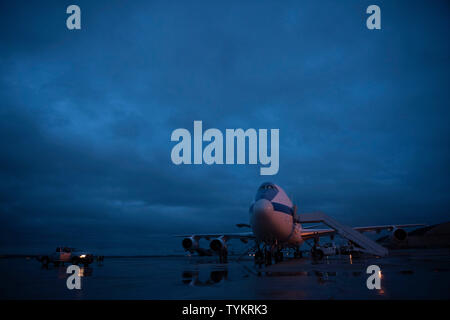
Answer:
[209, 237, 227, 252]
[390, 228, 408, 243]
[182, 236, 199, 251]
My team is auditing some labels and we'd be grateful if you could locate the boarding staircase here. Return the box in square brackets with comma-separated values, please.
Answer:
[296, 212, 389, 257]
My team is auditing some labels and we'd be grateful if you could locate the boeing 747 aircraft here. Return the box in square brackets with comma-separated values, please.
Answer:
[179, 182, 423, 264]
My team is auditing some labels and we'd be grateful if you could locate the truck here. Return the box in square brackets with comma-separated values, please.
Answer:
[311, 242, 339, 259]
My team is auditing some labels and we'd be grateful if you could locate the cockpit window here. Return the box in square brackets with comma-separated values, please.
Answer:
[255, 183, 278, 201]
[259, 183, 276, 190]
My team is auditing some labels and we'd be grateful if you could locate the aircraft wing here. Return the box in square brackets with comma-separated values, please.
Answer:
[300, 224, 425, 240]
[353, 224, 425, 233]
[175, 232, 255, 241]
[300, 228, 335, 239]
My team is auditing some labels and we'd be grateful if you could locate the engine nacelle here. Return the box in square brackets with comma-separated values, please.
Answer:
[209, 237, 227, 252]
[182, 237, 199, 251]
[390, 228, 408, 243]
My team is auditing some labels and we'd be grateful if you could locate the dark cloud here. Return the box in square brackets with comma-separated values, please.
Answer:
[0, 0, 449, 254]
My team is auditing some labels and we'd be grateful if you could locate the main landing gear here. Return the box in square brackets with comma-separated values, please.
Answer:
[274, 249, 283, 263]
[254, 244, 284, 266]
[254, 249, 264, 265]
[311, 247, 324, 260]
[218, 247, 228, 263]
[293, 247, 302, 258]
[310, 237, 324, 260]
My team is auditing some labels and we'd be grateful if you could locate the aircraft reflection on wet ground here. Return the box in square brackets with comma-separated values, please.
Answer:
[179, 265, 380, 287]
[182, 266, 228, 286]
[0, 248, 449, 299]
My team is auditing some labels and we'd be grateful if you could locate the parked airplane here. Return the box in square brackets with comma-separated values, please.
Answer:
[178, 182, 423, 264]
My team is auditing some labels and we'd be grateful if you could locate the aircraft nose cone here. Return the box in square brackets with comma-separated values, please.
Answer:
[253, 199, 273, 218]
[251, 199, 274, 240]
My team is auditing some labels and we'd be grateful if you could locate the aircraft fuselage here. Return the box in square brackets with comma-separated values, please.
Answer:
[249, 182, 304, 247]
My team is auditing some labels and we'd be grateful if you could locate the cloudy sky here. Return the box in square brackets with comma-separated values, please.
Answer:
[0, 0, 449, 254]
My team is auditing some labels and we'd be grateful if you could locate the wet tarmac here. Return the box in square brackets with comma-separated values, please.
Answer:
[1, 248, 449, 299]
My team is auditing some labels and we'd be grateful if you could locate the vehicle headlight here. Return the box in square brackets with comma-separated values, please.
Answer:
[80, 255, 86, 258]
